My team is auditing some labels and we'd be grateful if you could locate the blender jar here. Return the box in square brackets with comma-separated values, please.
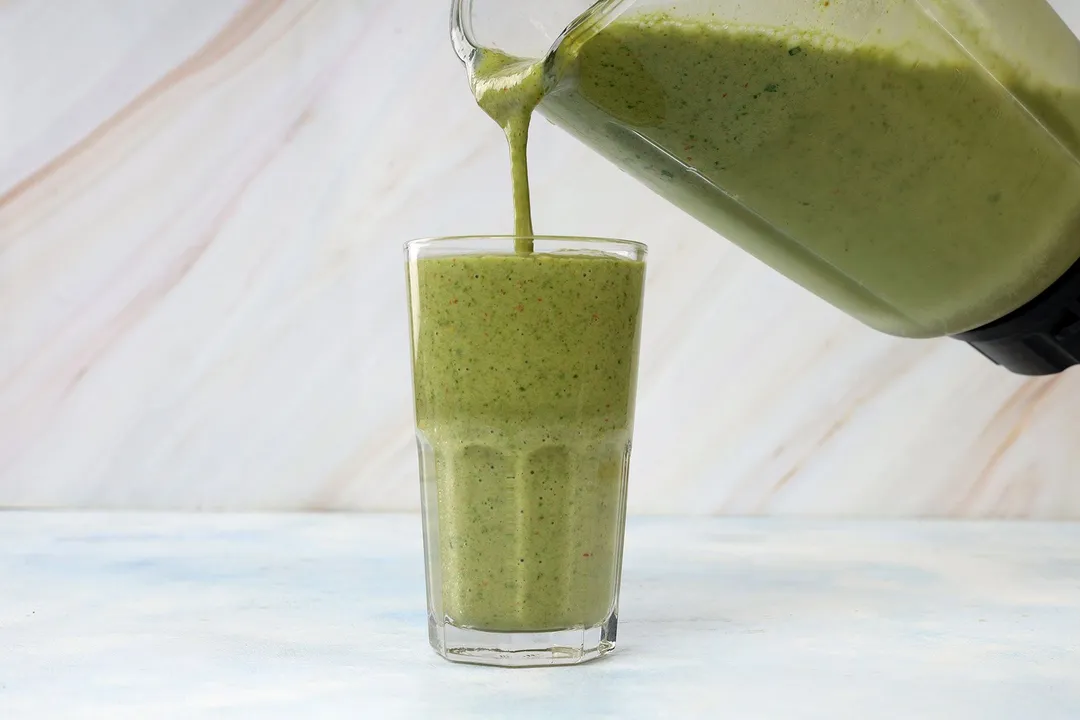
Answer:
[453, 0, 1080, 373]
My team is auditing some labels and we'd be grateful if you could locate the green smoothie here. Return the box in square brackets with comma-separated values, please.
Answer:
[410, 250, 645, 632]
[470, 13, 1080, 337]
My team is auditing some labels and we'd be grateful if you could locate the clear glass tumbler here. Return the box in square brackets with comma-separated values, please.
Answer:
[406, 236, 647, 667]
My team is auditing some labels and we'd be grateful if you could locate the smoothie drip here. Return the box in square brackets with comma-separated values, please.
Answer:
[467, 52, 546, 252]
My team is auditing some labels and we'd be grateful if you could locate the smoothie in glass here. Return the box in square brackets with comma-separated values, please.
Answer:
[406, 236, 646, 665]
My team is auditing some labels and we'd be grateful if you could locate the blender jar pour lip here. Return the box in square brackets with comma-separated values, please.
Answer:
[450, 0, 630, 66]
[448, 0, 477, 64]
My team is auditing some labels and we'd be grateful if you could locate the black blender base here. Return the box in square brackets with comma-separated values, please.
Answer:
[955, 257, 1080, 376]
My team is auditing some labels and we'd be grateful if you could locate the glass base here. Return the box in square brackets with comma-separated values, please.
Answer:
[429, 612, 618, 667]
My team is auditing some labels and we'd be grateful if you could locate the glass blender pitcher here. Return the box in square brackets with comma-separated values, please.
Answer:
[451, 0, 1080, 375]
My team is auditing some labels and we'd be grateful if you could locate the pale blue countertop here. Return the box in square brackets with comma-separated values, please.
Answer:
[1, 514, 1078, 719]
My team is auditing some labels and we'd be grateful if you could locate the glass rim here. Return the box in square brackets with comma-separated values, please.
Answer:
[404, 234, 648, 254]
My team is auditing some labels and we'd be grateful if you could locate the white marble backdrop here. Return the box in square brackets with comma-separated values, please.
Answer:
[2, 0, 1080, 515]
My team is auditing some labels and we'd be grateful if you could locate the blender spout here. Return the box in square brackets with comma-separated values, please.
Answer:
[450, 0, 630, 67]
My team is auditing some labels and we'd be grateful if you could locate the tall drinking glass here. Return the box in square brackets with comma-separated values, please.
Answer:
[406, 236, 647, 666]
